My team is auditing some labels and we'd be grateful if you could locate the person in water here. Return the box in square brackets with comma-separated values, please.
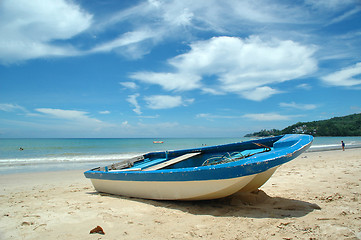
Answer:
[341, 141, 345, 151]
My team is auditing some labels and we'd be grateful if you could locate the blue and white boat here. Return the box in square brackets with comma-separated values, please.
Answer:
[84, 134, 313, 200]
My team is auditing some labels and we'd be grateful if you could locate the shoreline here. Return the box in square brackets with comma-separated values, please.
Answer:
[307, 143, 361, 152]
[1, 143, 361, 176]
[1, 148, 361, 239]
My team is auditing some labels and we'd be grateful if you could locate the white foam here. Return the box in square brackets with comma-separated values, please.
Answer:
[0, 153, 143, 166]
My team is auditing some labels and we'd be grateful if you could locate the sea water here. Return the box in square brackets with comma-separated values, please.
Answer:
[1, 137, 361, 174]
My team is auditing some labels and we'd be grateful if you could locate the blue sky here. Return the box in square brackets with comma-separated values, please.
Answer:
[1, 0, 361, 138]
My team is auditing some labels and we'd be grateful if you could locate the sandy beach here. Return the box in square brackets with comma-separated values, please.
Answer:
[1, 148, 360, 240]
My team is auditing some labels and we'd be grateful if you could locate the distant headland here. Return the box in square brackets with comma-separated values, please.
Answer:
[245, 113, 361, 137]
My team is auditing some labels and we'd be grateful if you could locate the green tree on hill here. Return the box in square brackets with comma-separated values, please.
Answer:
[245, 113, 361, 137]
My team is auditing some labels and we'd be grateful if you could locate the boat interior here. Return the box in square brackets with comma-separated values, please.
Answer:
[93, 136, 283, 172]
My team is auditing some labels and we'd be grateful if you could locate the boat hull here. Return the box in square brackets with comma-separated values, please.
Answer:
[89, 167, 278, 200]
[239, 166, 278, 192]
[90, 175, 251, 200]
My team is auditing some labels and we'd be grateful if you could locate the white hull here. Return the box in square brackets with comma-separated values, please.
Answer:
[238, 166, 278, 192]
[90, 166, 278, 200]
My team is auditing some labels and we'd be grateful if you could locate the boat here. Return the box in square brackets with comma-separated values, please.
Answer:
[84, 134, 313, 200]
[153, 141, 164, 144]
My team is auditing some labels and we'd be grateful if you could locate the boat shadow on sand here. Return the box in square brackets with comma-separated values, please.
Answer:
[89, 189, 321, 219]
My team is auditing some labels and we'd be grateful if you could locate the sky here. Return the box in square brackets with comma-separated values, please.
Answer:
[0, 0, 361, 138]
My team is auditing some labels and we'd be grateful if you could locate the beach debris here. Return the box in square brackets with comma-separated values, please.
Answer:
[21, 221, 33, 226]
[317, 217, 338, 221]
[320, 193, 343, 202]
[90, 226, 105, 235]
[23, 214, 41, 218]
[33, 223, 47, 230]
[277, 222, 292, 229]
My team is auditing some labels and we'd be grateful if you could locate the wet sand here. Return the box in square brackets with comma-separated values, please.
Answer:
[1, 148, 360, 239]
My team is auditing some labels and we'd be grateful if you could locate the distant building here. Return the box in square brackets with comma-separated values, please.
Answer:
[292, 125, 316, 135]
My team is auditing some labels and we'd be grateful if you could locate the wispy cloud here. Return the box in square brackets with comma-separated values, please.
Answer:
[197, 112, 299, 121]
[32, 108, 113, 133]
[305, 0, 358, 10]
[0, 0, 357, 65]
[297, 83, 312, 90]
[196, 113, 241, 119]
[241, 87, 281, 102]
[321, 62, 361, 87]
[86, 0, 356, 61]
[35, 108, 101, 122]
[0, 103, 27, 112]
[280, 102, 317, 110]
[144, 95, 194, 109]
[327, 6, 361, 25]
[126, 94, 142, 115]
[243, 113, 296, 121]
[120, 81, 138, 89]
[99, 110, 111, 114]
[130, 72, 201, 91]
[103, 0, 310, 33]
[89, 29, 159, 59]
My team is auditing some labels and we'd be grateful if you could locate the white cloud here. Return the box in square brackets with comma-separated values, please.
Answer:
[102, 0, 307, 33]
[93, 1, 156, 30]
[241, 87, 281, 102]
[120, 81, 138, 89]
[33, 108, 111, 132]
[0, 103, 26, 112]
[243, 113, 294, 121]
[0, 0, 92, 63]
[35, 108, 100, 122]
[327, 7, 361, 25]
[1, 108, 115, 136]
[99, 110, 110, 114]
[174, 36, 317, 87]
[144, 95, 194, 109]
[321, 62, 361, 87]
[305, 0, 357, 10]
[121, 121, 129, 127]
[280, 102, 317, 110]
[91, 30, 153, 53]
[196, 113, 241, 119]
[132, 36, 317, 101]
[127, 94, 142, 115]
[89, 29, 159, 59]
[130, 72, 201, 91]
[297, 83, 312, 90]
[196, 113, 211, 118]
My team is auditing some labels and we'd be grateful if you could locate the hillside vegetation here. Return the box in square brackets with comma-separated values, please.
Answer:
[245, 113, 361, 137]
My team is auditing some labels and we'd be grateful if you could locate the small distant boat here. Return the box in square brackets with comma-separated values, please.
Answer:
[84, 134, 313, 200]
[153, 141, 164, 144]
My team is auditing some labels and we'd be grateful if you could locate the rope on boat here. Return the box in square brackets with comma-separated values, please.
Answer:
[201, 152, 244, 166]
[201, 142, 272, 166]
[253, 142, 271, 151]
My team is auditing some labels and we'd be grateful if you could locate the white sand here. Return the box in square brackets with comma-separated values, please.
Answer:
[1, 148, 360, 239]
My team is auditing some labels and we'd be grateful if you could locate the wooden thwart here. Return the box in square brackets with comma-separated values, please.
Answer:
[143, 152, 201, 171]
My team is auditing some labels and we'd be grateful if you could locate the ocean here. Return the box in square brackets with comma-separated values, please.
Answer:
[1, 137, 361, 174]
